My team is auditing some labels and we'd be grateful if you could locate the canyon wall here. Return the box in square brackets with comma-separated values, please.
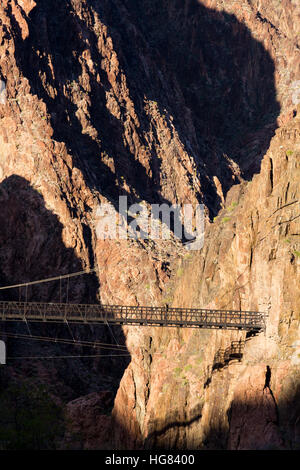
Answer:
[113, 109, 300, 449]
[0, 0, 299, 449]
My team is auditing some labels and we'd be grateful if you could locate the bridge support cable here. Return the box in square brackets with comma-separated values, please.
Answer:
[66, 275, 70, 304]
[105, 319, 120, 347]
[0, 330, 128, 351]
[65, 318, 76, 343]
[7, 353, 131, 360]
[0, 268, 99, 291]
[24, 318, 33, 337]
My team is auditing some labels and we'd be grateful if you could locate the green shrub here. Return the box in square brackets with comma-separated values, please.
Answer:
[221, 216, 231, 223]
[228, 201, 238, 212]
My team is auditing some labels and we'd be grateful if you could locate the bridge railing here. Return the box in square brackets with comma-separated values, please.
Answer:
[0, 302, 266, 331]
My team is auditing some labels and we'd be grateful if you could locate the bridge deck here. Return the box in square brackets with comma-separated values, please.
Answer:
[0, 302, 266, 332]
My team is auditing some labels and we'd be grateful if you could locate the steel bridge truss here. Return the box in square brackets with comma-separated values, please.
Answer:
[0, 302, 267, 332]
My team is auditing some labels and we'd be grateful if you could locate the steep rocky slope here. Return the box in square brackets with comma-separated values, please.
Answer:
[113, 109, 300, 450]
[0, 0, 299, 449]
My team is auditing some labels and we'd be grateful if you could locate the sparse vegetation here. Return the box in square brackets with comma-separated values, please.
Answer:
[162, 286, 173, 305]
[293, 250, 300, 258]
[176, 267, 184, 277]
[286, 150, 294, 157]
[221, 216, 231, 223]
[0, 381, 64, 450]
[227, 201, 238, 212]
[174, 367, 182, 377]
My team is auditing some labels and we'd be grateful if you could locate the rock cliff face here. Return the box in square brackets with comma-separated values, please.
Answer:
[0, 0, 299, 449]
[114, 111, 300, 450]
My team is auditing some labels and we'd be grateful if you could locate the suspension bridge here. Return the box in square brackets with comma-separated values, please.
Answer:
[0, 270, 267, 364]
[0, 269, 267, 332]
[0, 301, 266, 332]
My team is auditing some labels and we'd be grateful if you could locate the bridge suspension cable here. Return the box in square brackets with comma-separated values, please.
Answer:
[0, 267, 99, 291]
[0, 331, 128, 351]
[7, 353, 131, 360]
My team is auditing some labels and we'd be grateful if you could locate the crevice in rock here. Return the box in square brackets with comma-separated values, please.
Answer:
[131, 368, 137, 411]
[269, 158, 274, 192]
[249, 246, 253, 268]
[255, 11, 280, 36]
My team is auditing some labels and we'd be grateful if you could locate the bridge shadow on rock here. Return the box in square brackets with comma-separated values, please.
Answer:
[110, 374, 300, 451]
[143, 403, 204, 450]
[0, 175, 130, 405]
[204, 340, 245, 388]
[9, 0, 280, 222]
